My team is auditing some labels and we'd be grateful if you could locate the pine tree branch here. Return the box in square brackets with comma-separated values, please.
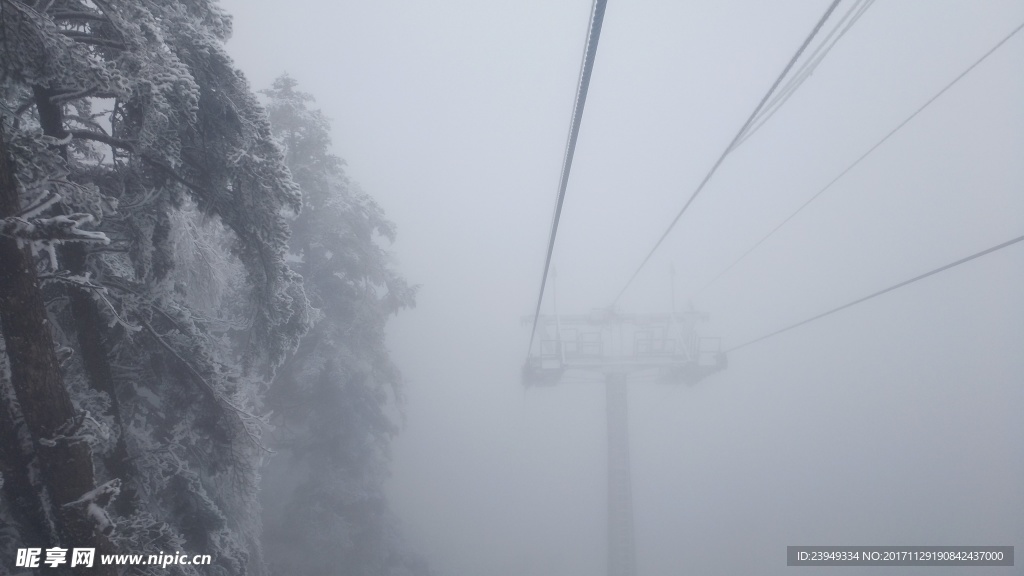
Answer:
[59, 30, 125, 51]
[38, 272, 139, 331]
[32, 0, 56, 14]
[139, 319, 272, 452]
[104, 279, 190, 334]
[50, 86, 103, 103]
[51, 10, 107, 23]
[142, 155, 201, 193]
[69, 129, 134, 152]
[0, 214, 109, 243]
[138, 319, 225, 405]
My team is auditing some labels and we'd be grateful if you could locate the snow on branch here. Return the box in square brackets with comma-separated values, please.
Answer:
[0, 213, 109, 243]
[69, 129, 135, 153]
[49, 85, 105, 104]
[63, 478, 121, 508]
[50, 11, 110, 24]
[38, 411, 110, 448]
[17, 190, 61, 218]
[38, 271, 141, 331]
[59, 30, 126, 51]
[62, 479, 121, 536]
[139, 319, 274, 452]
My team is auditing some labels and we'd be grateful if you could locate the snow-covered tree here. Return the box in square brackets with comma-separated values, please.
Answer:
[1, 1, 310, 574]
[2, 4, 431, 575]
[260, 75, 427, 576]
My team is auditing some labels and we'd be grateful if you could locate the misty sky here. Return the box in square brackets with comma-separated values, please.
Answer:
[219, 1, 1023, 574]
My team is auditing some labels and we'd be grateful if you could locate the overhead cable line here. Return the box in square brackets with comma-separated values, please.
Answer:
[527, 0, 609, 356]
[697, 20, 1024, 296]
[611, 0, 842, 306]
[726, 233, 1024, 353]
[734, 0, 876, 149]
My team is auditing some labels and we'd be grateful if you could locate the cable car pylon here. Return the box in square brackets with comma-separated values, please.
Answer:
[523, 271, 726, 576]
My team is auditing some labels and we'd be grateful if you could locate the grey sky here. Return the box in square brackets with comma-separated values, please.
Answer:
[220, 1, 1023, 574]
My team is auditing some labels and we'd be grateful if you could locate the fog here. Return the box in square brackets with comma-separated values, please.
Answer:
[221, 1, 1023, 574]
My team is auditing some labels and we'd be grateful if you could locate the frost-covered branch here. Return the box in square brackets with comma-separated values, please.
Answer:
[33, 0, 56, 14]
[38, 271, 103, 290]
[51, 10, 109, 23]
[70, 129, 135, 153]
[143, 155, 201, 192]
[59, 30, 125, 50]
[105, 277, 250, 339]
[139, 319, 272, 451]
[39, 271, 141, 331]
[62, 479, 121, 536]
[101, 279, 191, 333]
[17, 190, 60, 218]
[63, 478, 120, 508]
[50, 85, 104, 104]
[0, 213, 109, 243]
[38, 411, 108, 447]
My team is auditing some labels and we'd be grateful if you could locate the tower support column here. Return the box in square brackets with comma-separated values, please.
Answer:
[606, 372, 635, 576]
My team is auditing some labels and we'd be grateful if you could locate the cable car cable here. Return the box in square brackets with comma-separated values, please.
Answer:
[735, 0, 876, 150]
[697, 20, 1024, 296]
[611, 0, 842, 307]
[527, 0, 609, 357]
[726, 233, 1024, 353]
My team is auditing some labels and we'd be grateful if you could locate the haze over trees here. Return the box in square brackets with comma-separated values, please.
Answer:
[259, 75, 423, 576]
[0, 1, 424, 574]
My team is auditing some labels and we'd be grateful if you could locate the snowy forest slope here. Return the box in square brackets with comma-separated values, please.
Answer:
[0, 1, 426, 574]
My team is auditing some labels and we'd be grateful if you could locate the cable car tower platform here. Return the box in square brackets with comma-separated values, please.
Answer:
[523, 308, 726, 576]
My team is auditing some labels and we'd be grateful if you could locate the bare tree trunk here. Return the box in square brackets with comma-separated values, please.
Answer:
[0, 123, 116, 575]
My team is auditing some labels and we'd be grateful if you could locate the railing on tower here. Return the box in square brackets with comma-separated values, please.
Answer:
[522, 309, 726, 387]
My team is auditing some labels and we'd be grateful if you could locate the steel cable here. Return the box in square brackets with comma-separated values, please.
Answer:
[727, 234, 1024, 353]
[697, 20, 1024, 296]
[611, 0, 843, 306]
[527, 0, 609, 356]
